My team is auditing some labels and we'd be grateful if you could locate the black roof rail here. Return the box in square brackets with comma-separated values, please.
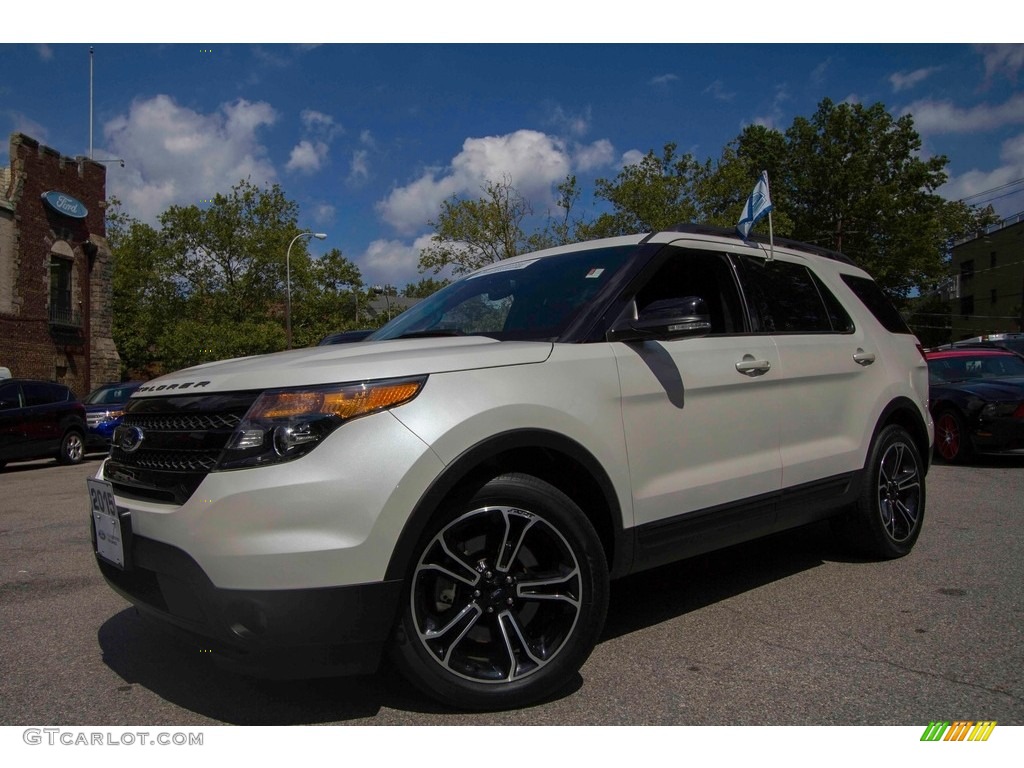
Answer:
[663, 222, 856, 266]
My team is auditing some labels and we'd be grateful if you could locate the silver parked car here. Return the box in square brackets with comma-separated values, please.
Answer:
[90, 225, 932, 710]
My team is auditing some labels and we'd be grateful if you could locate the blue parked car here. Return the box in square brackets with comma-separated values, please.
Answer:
[84, 381, 144, 451]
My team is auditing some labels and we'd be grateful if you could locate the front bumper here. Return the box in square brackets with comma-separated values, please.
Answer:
[96, 531, 402, 678]
[971, 416, 1024, 454]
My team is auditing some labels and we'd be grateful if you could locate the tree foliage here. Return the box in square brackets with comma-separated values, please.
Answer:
[419, 177, 534, 276]
[109, 181, 365, 375]
[579, 144, 701, 239]
[581, 98, 998, 301]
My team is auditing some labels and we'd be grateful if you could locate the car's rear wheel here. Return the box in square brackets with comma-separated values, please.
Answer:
[392, 473, 608, 710]
[934, 409, 972, 463]
[57, 429, 84, 465]
[842, 424, 925, 559]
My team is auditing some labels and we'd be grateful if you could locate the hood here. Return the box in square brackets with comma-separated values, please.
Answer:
[133, 336, 553, 397]
[935, 376, 1024, 401]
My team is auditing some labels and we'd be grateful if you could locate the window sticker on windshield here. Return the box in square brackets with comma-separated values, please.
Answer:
[468, 259, 538, 279]
[585, 268, 605, 279]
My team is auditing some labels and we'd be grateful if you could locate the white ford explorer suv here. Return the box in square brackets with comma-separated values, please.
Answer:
[89, 225, 932, 710]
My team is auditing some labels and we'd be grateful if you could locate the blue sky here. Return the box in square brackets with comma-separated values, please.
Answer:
[2, 9, 1022, 288]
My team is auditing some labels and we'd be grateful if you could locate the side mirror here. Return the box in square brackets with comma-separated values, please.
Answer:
[608, 296, 712, 342]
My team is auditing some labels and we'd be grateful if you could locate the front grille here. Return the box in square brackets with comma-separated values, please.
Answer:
[106, 392, 259, 505]
[87, 412, 105, 428]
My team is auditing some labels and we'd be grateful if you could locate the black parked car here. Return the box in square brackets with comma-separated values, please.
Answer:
[926, 349, 1024, 463]
[0, 379, 87, 469]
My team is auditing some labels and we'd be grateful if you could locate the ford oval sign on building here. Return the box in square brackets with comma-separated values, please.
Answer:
[41, 191, 89, 219]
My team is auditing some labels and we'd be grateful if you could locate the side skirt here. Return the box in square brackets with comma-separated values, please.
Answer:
[630, 471, 862, 574]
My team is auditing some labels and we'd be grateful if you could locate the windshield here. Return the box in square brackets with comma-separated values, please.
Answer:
[369, 245, 636, 342]
[85, 383, 140, 405]
[928, 354, 1024, 383]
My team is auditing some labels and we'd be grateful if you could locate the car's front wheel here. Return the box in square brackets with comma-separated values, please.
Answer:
[57, 429, 84, 465]
[934, 409, 972, 463]
[392, 473, 609, 710]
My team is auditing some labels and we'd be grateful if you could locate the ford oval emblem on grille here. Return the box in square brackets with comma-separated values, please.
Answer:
[117, 425, 145, 453]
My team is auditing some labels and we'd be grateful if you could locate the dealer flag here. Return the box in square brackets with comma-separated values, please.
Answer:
[737, 171, 773, 240]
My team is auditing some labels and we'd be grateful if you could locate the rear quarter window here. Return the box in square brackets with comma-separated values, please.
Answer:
[840, 274, 913, 334]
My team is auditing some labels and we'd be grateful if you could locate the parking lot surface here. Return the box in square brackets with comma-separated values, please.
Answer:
[1, 454, 1022, 725]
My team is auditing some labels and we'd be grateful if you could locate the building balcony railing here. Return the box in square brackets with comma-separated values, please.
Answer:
[48, 305, 83, 329]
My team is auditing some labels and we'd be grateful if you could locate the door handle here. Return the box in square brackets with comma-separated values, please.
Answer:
[853, 348, 876, 367]
[736, 356, 772, 377]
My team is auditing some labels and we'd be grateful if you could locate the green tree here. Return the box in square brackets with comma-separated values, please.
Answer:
[107, 200, 180, 377]
[774, 98, 996, 299]
[403, 276, 450, 298]
[579, 143, 701, 239]
[419, 177, 534, 276]
[593, 100, 997, 301]
[157, 179, 305, 325]
[292, 248, 366, 345]
[108, 181, 363, 372]
[526, 175, 584, 250]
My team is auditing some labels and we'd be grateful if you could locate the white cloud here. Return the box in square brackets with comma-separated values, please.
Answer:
[749, 84, 791, 130]
[546, 104, 591, 137]
[650, 74, 678, 86]
[704, 79, 735, 102]
[300, 109, 343, 140]
[889, 67, 941, 93]
[574, 139, 615, 172]
[359, 234, 436, 287]
[103, 95, 278, 223]
[620, 149, 645, 167]
[6, 111, 48, 142]
[349, 149, 370, 182]
[940, 131, 1024, 216]
[978, 43, 1024, 85]
[312, 203, 336, 225]
[376, 129, 573, 235]
[286, 139, 328, 174]
[903, 93, 1024, 135]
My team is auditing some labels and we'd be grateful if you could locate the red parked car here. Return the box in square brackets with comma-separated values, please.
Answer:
[926, 348, 1024, 462]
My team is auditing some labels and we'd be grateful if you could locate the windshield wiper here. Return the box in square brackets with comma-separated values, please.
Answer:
[396, 330, 465, 339]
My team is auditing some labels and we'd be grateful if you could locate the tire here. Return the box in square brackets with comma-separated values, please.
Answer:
[933, 409, 972, 464]
[391, 473, 609, 710]
[57, 429, 85, 465]
[843, 424, 926, 559]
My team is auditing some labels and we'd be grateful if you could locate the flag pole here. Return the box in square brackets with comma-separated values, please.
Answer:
[89, 46, 94, 159]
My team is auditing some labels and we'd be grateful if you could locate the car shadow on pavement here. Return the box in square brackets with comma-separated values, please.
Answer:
[602, 520, 847, 641]
[97, 608, 577, 721]
[97, 609, 444, 723]
[96, 524, 845, 722]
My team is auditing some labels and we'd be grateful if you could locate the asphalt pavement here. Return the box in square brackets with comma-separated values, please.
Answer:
[1, 453, 1022, 726]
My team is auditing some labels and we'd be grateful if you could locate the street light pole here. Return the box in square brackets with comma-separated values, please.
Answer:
[286, 231, 327, 349]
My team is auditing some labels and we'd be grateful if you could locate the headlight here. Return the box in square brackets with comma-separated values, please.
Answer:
[218, 376, 426, 470]
[980, 401, 1020, 419]
[100, 409, 125, 424]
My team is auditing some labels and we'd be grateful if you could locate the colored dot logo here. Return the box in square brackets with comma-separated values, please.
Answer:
[200, 48, 212, 53]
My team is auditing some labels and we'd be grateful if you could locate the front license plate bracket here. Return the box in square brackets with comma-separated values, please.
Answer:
[88, 477, 132, 570]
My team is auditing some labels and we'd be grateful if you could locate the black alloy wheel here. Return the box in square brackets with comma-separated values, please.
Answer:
[393, 473, 608, 710]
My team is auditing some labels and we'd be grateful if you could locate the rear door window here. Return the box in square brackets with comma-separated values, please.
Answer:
[734, 255, 853, 334]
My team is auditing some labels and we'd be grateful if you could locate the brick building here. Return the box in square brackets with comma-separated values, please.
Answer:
[0, 133, 119, 397]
